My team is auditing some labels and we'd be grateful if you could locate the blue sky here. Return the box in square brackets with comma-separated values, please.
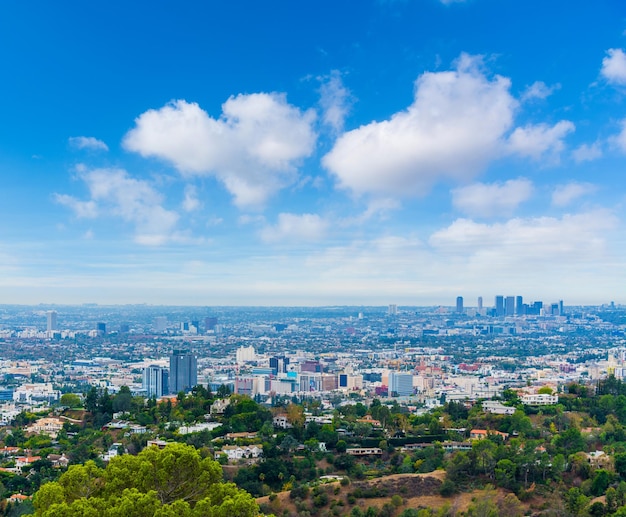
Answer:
[1, 0, 626, 306]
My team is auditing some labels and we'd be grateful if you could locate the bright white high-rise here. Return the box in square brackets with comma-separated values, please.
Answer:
[46, 310, 58, 332]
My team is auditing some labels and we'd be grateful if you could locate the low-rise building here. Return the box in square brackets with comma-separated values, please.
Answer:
[469, 429, 509, 441]
[346, 447, 382, 456]
[521, 393, 558, 405]
[216, 444, 263, 461]
[25, 417, 64, 438]
[482, 401, 515, 415]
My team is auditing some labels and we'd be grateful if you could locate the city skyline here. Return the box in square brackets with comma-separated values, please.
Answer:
[1, 1, 626, 306]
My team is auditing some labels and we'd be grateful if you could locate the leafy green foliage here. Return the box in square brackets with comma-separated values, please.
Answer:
[29, 443, 261, 516]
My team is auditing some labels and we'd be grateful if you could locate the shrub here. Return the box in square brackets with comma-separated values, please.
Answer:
[290, 485, 311, 500]
[314, 492, 329, 507]
[439, 478, 457, 497]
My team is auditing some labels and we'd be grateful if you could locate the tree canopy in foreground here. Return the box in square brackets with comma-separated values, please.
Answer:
[27, 442, 263, 517]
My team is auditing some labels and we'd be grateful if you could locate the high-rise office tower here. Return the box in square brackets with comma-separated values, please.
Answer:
[516, 296, 524, 315]
[143, 365, 169, 398]
[204, 317, 218, 331]
[270, 356, 289, 374]
[154, 316, 167, 332]
[169, 350, 197, 394]
[46, 310, 58, 332]
[388, 304, 398, 316]
[388, 371, 414, 397]
[477, 297, 483, 311]
[495, 296, 504, 317]
[456, 296, 464, 313]
[97, 322, 106, 335]
[505, 296, 515, 316]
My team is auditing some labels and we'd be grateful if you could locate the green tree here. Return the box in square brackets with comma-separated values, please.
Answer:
[336, 440, 347, 453]
[112, 386, 133, 413]
[494, 459, 517, 491]
[30, 443, 260, 516]
[591, 469, 614, 497]
[84, 387, 98, 414]
[566, 487, 590, 517]
[60, 393, 82, 408]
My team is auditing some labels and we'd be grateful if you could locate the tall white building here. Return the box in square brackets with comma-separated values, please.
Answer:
[143, 365, 169, 398]
[388, 371, 414, 397]
[236, 345, 256, 365]
[46, 311, 58, 332]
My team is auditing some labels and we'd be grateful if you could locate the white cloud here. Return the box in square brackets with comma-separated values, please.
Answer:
[324, 54, 517, 196]
[572, 142, 602, 162]
[54, 194, 98, 218]
[610, 119, 626, 153]
[601, 48, 626, 85]
[551, 182, 598, 207]
[451, 178, 533, 218]
[520, 81, 560, 102]
[260, 213, 328, 243]
[182, 185, 201, 212]
[324, 54, 573, 198]
[506, 121, 575, 161]
[58, 167, 179, 246]
[123, 94, 317, 208]
[68, 136, 109, 152]
[429, 210, 617, 265]
[318, 70, 353, 133]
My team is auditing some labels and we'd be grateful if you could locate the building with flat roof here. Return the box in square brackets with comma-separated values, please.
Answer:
[143, 365, 169, 398]
[169, 350, 197, 394]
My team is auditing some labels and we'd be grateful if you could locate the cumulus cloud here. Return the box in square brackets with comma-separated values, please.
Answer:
[182, 185, 201, 212]
[429, 210, 617, 264]
[551, 182, 598, 207]
[57, 168, 179, 245]
[520, 81, 560, 102]
[601, 48, 626, 85]
[318, 70, 353, 133]
[260, 213, 328, 243]
[572, 142, 602, 162]
[451, 178, 533, 218]
[506, 121, 574, 161]
[68, 136, 109, 151]
[123, 94, 317, 208]
[323, 54, 573, 198]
